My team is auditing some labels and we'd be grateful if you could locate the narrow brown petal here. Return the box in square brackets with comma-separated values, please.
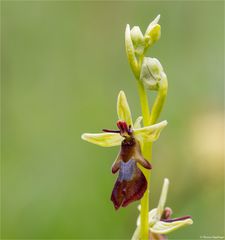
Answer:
[133, 141, 152, 169]
[111, 154, 122, 174]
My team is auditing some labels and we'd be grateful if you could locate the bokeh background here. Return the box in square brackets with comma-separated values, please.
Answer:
[1, 1, 224, 239]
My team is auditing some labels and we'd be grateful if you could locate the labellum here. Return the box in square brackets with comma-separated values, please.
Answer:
[103, 121, 152, 210]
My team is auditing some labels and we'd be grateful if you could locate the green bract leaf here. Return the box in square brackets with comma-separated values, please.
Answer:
[125, 24, 138, 77]
[134, 120, 167, 142]
[150, 218, 193, 234]
[156, 178, 169, 221]
[117, 91, 133, 126]
[81, 132, 123, 147]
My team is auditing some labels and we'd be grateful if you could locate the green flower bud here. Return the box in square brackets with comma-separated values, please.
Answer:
[130, 26, 145, 55]
[144, 15, 161, 47]
[140, 57, 165, 90]
[149, 24, 161, 43]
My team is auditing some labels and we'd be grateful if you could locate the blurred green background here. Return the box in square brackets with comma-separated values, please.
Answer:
[1, 1, 224, 239]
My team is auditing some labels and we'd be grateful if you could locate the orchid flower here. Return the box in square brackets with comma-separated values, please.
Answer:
[82, 91, 167, 209]
[133, 178, 193, 239]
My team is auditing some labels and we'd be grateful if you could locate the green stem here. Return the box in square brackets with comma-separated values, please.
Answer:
[129, 46, 168, 240]
[136, 77, 167, 240]
[137, 82, 151, 126]
[137, 81, 152, 240]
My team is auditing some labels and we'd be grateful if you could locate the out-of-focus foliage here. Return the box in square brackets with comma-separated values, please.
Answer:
[1, 1, 224, 239]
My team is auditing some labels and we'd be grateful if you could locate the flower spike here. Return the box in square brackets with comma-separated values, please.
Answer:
[81, 14, 193, 240]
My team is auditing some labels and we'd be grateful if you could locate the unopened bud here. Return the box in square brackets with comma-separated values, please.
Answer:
[149, 24, 161, 43]
[130, 26, 144, 44]
[140, 57, 164, 90]
[145, 14, 160, 36]
[130, 26, 145, 55]
[145, 15, 161, 46]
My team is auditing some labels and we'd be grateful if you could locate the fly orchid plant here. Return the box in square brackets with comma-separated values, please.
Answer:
[82, 15, 193, 240]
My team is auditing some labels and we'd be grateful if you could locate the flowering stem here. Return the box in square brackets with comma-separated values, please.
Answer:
[139, 142, 152, 240]
[136, 73, 167, 240]
[126, 17, 167, 239]
[137, 81, 151, 126]
[137, 80, 152, 240]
